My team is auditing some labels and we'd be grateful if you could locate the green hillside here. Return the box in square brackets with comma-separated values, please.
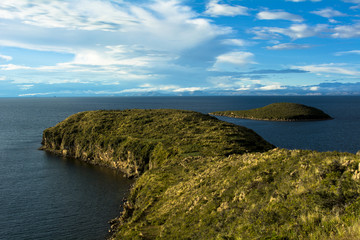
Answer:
[110, 149, 360, 240]
[210, 102, 333, 121]
[41, 109, 273, 177]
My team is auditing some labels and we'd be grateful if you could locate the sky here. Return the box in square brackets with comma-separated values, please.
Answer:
[1, 0, 360, 97]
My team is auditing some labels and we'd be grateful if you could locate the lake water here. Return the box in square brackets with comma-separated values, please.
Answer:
[1, 96, 360, 240]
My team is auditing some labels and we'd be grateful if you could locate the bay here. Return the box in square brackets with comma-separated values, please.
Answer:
[0, 96, 359, 240]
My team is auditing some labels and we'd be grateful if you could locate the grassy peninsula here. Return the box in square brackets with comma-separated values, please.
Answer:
[41, 109, 273, 177]
[210, 102, 333, 121]
[41, 109, 360, 239]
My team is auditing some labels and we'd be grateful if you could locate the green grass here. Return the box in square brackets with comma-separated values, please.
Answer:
[111, 149, 360, 240]
[210, 102, 333, 121]
[41, 109, 274, 177]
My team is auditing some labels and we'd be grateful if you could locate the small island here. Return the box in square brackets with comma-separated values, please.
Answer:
[210, 102, 333, 121]
[40, 109, 360, 240]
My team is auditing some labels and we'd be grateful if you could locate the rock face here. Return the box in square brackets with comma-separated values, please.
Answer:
[40, 109, 274, 177]
[210, 102, 333, 121]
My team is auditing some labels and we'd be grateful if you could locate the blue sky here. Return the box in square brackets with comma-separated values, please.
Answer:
[1, 0, 360, 96]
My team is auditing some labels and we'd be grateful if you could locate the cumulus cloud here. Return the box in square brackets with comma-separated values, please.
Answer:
[204, 0, 249, 17]
[266, 43, 313, 50]
[257, 10, 304, 22]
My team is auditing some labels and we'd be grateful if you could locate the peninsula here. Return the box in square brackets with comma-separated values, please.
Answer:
[40, 109, 273, 177]
[40, 109, 360, 240]
[210, 102, 333, 121]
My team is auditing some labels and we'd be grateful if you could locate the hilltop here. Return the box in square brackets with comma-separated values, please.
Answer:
[210, 102, 333, 121]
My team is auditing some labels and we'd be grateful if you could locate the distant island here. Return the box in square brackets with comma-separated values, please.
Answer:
[210, 102, 333, 121]
[41, 109, 360, 240]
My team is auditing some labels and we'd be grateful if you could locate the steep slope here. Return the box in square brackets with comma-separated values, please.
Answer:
[111, 149, 360, 240]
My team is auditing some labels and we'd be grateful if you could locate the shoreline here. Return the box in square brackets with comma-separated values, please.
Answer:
[210, 113, 334, 122]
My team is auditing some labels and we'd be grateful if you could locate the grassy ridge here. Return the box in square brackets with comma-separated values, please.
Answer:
[111, 149, 360, 240]
[211, 102, 333, 121]
[41, 109, 274, 177]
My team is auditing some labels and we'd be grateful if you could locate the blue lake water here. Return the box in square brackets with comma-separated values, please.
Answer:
[0, 96, 360, 239]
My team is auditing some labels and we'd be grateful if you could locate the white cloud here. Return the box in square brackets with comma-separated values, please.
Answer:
[18, 93, 50, 97]
[309, 86, 319, 91]
[216, 51, 256, 65]
[204, 0, 249, 17]
[332, 22, 360, 38]
[0, 0, 137, 31]
[342, 0, 360, 6]
[0, 54, 12, 61]
[0, 39, 73, 53]
[118, 84, 208, 94]
[18, 84, 34, 90]
[173, 87, 208, 92]
[335, 50, 360, 55]
[211, 51, 256, 71]
[208, 76, 264, 91]
[266, 43, 312, 50]
[311, 8, 346, 18]
[253, 21, 360, 40]
[0, 0, 230, 52]
[293, 63, 360, 75]
[120, 84, 179, 93]
[257, 10, 304, 22]
[0, 0, 235, 86]
[222, 39, 248, 47]
[0, 64, 31, 70]
[343, 0, 360, 9]
[251, 24, 328, 40]
[257, 84, 287, 90]
[208, 76, 287, 92]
